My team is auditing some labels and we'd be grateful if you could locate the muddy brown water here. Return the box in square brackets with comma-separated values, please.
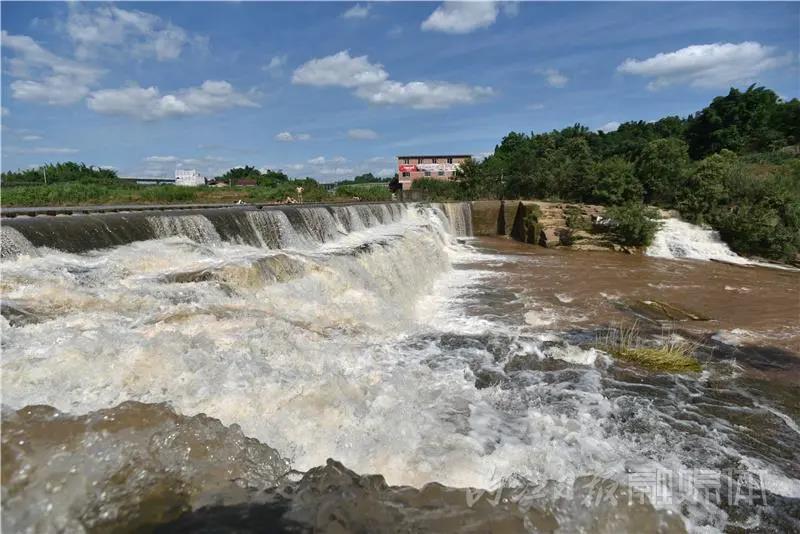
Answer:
[473, 236, 800, 355]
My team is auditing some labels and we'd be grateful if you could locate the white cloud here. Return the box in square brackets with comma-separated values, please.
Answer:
[21, 135, 43, 141]
[1, 31, 103, 105]
[526, 103, 545, 110]
[1, 107, 8, 116]
[599, 121, 620, 133]
[87, 80, 259, 120]
[275, 131, 311, 142]
[342, 4, 371, 19]
[263, 54, 287, 76]
[540, 68, 568, 88]
[145, 155, 178, 162]
[293, 50, 492, 109]
[348, 128, 378, 140]
[5, 146, 79, 155]
[293, 50, 389, 88]
[65, 4, 200, 61]
[285, 163, 305, 171]
[422, 2, 499, 34]
[356, 80, 493, 109]
[308, 155, 346, 166]
[617, 42, 792, 90]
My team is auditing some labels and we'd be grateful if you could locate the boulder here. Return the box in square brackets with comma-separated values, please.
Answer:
[539, 227, 561, 247]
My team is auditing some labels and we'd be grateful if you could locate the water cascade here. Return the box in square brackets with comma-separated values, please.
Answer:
[647, 217, 751, 264]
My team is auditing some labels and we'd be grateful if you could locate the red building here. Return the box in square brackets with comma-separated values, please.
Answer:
[397, 154, 471, 190]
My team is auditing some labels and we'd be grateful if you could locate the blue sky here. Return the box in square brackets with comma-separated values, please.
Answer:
[2, 1, 798, 181]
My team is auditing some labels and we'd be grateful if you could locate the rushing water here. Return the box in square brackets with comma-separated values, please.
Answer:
[1, 203, 798, 533]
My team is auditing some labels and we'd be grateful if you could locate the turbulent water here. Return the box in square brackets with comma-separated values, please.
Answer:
[2, 203, 799, 533]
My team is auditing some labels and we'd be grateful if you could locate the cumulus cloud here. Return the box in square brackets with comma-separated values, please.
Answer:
[145, 155, 178, 162]
[355, 80, 493, 109]
[599, 121, 620, 133]
[65, 4, 202, 61]
[275, 131, 311, 142]
[293, 50, 389, 88]
[347, 128, 378, 140]
[342, 4, 371, 19]
[293, 50, 492, 109]
[421, 2, 518, 34]
[617, 42, 792, 90]
[87, 80, 259, 120]
[540, 68, 568, 88]
[422, 2, 501, 34]
[1, 31, 103, 105]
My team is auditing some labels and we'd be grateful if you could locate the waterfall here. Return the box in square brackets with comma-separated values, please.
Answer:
[441, 202, 473, 237]
[1, 203, 426, 255]
[646, 218, 751, 264]
[147, 215, 222, 245]
[1, 226, 37, 259]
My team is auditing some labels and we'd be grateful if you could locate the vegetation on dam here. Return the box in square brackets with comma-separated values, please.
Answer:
[0, 163, 391, 207]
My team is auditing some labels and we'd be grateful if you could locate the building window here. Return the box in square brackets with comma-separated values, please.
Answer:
[432, 158, 438, 163]
[417, 158, 423, 164]
[402, 172, 410, 177]
[424, 171, 431, 177]
[438, 171, 444, 176]
[447, 157, 453, 164]
[402, 158, 410, 164]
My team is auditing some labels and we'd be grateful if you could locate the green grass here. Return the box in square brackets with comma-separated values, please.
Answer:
[0, 182, 389, 207]
[597, 322, 703, 373]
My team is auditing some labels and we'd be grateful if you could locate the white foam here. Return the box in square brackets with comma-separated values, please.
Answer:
[647, 218, 751, 264]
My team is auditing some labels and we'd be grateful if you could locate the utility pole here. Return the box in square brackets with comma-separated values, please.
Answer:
[43, 166, 47, 185]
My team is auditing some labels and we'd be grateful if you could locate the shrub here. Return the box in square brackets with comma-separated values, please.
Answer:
[411, 178, 468, 201]
[590, 157, 643, 205]
[335, 185, 391, 201]
[605, 203, 660, 247]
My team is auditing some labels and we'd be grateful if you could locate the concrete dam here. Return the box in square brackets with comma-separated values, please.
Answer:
[1, 202, 475, 256]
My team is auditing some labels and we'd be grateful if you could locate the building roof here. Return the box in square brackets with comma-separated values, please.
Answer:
[397, 154, 472, 159]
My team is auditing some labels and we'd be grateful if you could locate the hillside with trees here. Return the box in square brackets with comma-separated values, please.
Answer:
[415, 85, 800, 262]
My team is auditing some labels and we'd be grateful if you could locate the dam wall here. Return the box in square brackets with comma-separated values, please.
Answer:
[1, 202, 474, 257]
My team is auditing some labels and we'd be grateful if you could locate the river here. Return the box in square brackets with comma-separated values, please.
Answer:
[1, 203, 798, 532]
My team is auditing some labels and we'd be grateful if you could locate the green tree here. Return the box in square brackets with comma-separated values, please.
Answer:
[634, 138, 690, 205]
[677, 151, 737, 223]
[590, 157, 642, 205]
[606, 203, 660, 247]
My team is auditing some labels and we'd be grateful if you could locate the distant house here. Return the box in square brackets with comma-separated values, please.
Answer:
[397, 154, 470, 190]
[235, 178, 257, 187]
[175, 169, 206, 187]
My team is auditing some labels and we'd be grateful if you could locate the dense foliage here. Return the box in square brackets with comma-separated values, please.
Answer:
[449, 85, 800, 261]
[605, 204, 660, 247]
[2, 162, 119, 186]
[215, 166, 289, 187]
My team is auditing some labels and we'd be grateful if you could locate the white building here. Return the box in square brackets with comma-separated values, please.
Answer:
[174, 169, 206, 187]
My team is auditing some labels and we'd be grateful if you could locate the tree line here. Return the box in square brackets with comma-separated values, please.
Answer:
[417, 85, 799, 261]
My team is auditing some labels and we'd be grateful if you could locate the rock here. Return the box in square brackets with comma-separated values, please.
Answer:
[539, 227, 561, 247]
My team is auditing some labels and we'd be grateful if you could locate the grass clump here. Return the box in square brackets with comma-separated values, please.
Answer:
[598, 322, 702, 373]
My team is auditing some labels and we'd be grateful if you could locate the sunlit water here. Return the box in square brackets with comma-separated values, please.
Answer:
[2, 204, 798, 532]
